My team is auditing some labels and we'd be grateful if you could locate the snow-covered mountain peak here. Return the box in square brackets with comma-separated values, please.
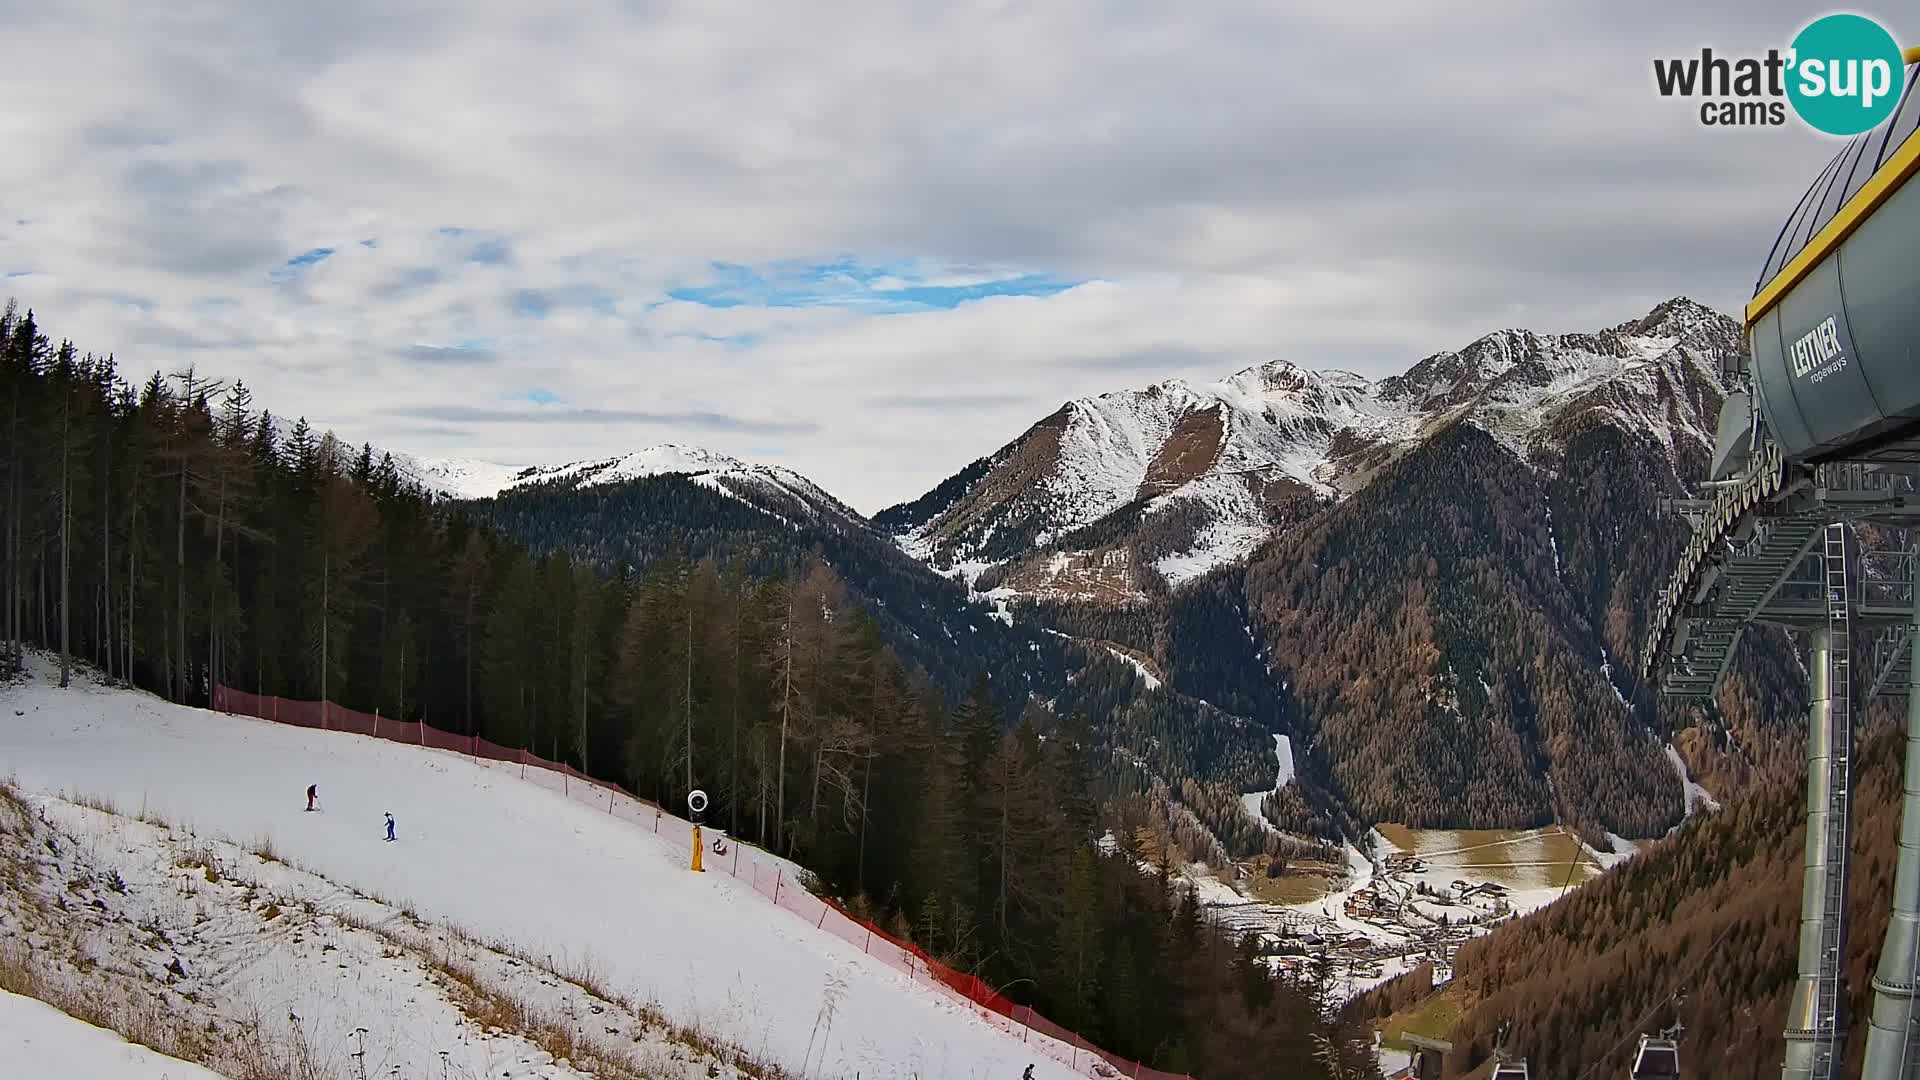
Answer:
[392, 454, 539, 500]
[885, 298, 1741, 599]
[396, 444, 852, 522]
[1612, 295, 1727, 342]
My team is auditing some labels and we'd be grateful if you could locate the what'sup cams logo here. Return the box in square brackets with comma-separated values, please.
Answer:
[1654, 13, 1910, 134]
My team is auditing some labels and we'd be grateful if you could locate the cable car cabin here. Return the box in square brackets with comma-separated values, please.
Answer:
[1734, 61, 1920, 472]
[1630, 1035, 1681, 1080]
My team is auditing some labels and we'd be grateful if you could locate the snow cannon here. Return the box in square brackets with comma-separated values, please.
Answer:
[687, 789, 709, 873]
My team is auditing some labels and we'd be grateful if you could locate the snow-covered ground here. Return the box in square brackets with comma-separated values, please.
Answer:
[1155, 523, 1268, 587]
[1102, 645, 1162, 690]
[0, 990, 223, 1080]
[393, 453, 535, 500]
[399, 444, 851, 522]
[0, 660, 1091, 1080]
[1239, 734, 1295, 830]
[1666, 743, 1722, 817]
[3, 787, 723, 1080]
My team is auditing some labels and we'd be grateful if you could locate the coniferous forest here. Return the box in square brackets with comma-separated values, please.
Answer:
[0, 301, 1358, 1078]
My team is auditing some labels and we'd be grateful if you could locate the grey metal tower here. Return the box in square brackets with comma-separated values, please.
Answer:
[1865, 552, 1920, 1078]
[1782, 526, 1856, 1080]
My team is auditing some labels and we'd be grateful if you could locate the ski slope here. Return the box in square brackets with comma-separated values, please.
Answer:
[0, 990, 223, 1079]
[0, 664, 1088, 1080]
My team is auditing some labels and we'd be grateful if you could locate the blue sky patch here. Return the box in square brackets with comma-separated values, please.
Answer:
[269, 246, 336, 282]
[522, 388, 561, 405]
[467, 237, 512, 265]
[511, 289, 549, 319]
[666, 257, 1080, 311]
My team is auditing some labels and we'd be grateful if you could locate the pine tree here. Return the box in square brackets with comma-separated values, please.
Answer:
[204, 380, 260, 696]
[1053, 846, 1103, 1032]
[443, 528, 491, 733]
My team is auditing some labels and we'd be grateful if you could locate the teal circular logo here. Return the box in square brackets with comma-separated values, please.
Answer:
[1787, 15, 1907, 136]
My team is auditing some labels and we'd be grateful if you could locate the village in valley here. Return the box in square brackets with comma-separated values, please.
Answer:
[1188, 824, 1625, 1000]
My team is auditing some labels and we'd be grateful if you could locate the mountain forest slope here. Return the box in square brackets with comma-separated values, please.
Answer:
[1388, 721, 1907, 1078]
[450, 298, 1814, 845]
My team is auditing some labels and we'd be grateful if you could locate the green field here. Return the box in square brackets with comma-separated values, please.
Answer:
[1376, 984, 1466, 1050]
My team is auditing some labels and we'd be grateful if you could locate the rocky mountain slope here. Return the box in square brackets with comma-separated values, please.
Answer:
[872, 298, 1803, 840]
[880, 297, 1735, 602]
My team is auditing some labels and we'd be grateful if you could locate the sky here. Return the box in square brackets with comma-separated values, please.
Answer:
[0, 0, 1887, 512]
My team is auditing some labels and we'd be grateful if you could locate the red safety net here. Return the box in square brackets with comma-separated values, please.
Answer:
[211, 686, 1189, 1080]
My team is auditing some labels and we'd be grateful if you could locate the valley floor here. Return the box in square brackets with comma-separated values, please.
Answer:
[1196, 823, 1633, 1005]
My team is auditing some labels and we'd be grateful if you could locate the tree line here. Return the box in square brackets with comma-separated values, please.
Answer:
[0, 301, 1349, 1077]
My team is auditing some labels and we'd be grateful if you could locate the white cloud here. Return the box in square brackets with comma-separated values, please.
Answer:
[0, 0, 1843, 511]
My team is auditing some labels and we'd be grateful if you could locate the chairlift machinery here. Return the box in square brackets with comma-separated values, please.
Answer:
[1642, 51, 1920, 1080]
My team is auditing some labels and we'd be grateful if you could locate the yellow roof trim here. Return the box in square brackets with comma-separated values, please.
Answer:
[1907, 46, 1920, 64]
[1747, 113, 1920, 327]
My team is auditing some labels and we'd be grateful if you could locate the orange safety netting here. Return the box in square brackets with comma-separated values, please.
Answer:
[211, 686, 1191, 1080]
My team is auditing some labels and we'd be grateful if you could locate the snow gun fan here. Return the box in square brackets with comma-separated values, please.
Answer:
[687, 789, 708, 873]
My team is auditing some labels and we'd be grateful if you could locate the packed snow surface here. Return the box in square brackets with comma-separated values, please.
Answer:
[0, 666, 1087, 1080]
[0, 990, 223, 1080]
[1666, 743, 1722, 817]
[1240, 734, 1295, 830]
[1103, 646, 1162, 690]
[2, 779, 745, 1080]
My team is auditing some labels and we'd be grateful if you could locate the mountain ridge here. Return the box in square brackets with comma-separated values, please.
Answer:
[410, 296, 1785, 844]
[882, 295, 1734, 603]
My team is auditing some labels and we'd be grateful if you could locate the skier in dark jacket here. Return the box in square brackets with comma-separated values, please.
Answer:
[384, 812, 395, 842]
[1022, 1067, 1034, 1080]
[306, 784, 317, 812]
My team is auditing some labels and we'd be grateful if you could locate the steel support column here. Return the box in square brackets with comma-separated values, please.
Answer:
[1864, 568, 1920, 1080]
[1785, 524, 1856, 1080]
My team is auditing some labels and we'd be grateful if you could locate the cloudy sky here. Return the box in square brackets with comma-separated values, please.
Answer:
[0, 0, 1882, 511]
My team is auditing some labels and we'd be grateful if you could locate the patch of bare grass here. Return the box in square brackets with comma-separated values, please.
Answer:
[0, 935, 334, 1078]
[248, 833, 280, 864]
[173, 843, 223, 884]
[67, 789, 121, 818]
